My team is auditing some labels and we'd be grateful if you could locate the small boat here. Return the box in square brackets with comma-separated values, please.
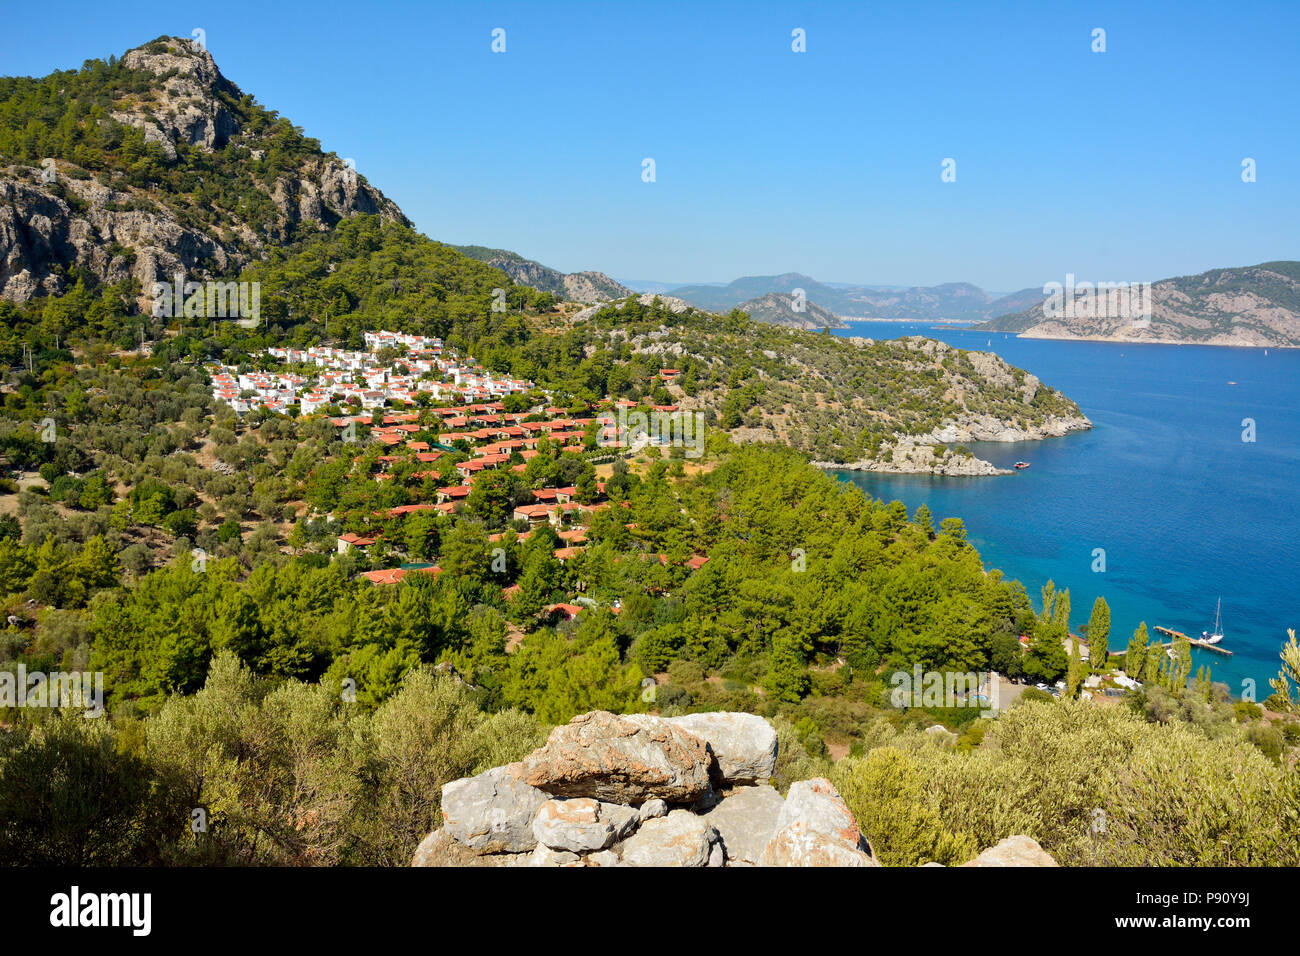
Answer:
[1228, 381, 1237, 386]
[1200, 597, 1225, 645]
[1014, 461, 1030, 469]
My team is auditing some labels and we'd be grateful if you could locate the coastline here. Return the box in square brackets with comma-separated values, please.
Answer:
[813, 412, 1093, 477]
[974, 330, 1299, 349]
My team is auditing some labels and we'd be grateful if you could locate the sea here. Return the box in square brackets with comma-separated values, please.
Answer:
[828, 321, 1300, 698]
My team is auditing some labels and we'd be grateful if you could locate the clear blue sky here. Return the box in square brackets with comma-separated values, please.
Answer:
[3, 0, 1297, 290]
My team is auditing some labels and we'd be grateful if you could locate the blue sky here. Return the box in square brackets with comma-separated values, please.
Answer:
[3, 0, 1297, 289]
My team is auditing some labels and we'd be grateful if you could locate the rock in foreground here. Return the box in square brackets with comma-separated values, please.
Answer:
[665, 712, 778, 783]
[700, 784, 785, 866]
[518, 711, 713, 804]
[961, 835, 1058, 867]
[413, 710, 1057, 868]
[533, 798, 639, 853]
[761, 778, 879, 867]
[620, 810, 722, 867]
[440, 765, 548, 853]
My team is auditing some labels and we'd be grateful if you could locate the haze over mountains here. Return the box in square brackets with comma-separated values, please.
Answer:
[620, 266, 1300, 345]
[655, 273, 1044, 322]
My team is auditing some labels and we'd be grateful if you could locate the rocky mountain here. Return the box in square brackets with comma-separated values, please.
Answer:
[668, 273, 1045, 321]
[974, 261, 1300, 347]
[452, 244, 632, 303]
[737, 291, 848, 329]
[0, 36, 407, 307]
[412, 709, 1057, 867]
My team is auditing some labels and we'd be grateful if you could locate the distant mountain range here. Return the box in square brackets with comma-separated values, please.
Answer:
[974, 261, 1300, 347]
[662, 273, 1043, 322]
[452, 245, 631, 304]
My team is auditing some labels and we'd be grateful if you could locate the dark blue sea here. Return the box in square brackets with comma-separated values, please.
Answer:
[829, 321, 1300, 697]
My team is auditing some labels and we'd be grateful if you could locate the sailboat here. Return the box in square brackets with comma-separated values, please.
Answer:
[1200, 597, 1225, 645]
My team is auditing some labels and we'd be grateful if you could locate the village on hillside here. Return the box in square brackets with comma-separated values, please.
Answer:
[206, 329, 703, 622]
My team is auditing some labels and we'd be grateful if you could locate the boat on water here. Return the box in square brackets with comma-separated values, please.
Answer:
[1200, 597, 1225, 645]
[1014, 461, 1030, 469]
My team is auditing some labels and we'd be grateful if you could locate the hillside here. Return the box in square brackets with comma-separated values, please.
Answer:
[553, 297, 1089, 470]
[453, 245, 631, 303]
[0, 37, 407, 309]
[974, 261, 1300, 347]
[669, 273, 1046, 321]
[736, 291, 848, 329]
[0, 37, 1088, 476]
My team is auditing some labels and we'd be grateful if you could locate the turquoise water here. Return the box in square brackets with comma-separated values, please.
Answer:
[829, 322, 1300, 697]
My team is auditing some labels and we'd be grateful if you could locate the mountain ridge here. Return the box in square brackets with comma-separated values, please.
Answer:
[974, 261, 1300, 347]
[667, 273, 1044, 322]
[0, 36, 408, 309]
[452, 244, 631, 303]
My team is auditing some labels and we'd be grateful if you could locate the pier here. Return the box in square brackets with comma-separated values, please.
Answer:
[1153, 625, 1233, 657]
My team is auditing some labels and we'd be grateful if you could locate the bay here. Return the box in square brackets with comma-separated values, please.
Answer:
[828, 321, 1300, 696]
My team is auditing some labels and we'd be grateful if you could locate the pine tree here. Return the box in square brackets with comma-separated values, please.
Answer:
[1087, 597, 1110, 673]
[1171, 633, 1192, 689]
[913, 503, 935, 538]
[1066, 636, 1085, 698]
[1126, 621, 1150, 681]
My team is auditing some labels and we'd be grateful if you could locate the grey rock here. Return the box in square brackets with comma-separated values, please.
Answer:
[702, 784, 785, 865]
[638, 798, 668, 821]
[620, 810, 718, 867]
[532, 797, 639, 852]
[708, 842, 726, 867]
[586, 849, 622, 867]
[666, 713, 778, 783]
[518, 711, 712, 804]
[441, 764, 548, 853]
[961, 835, 1058, 867]
[411, 829, 529, 867]
[761, 778, 879, 867]
[529, 844, 582, 867]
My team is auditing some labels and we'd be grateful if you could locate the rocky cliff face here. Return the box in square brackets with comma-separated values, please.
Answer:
[561, 270, 632, 303]
[412, 709, 1057, 867]
[453, 245, 632, 303]
[0, 37, 407, 306]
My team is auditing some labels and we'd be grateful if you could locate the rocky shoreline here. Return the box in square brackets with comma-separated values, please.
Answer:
[814, 412, 1092, 477]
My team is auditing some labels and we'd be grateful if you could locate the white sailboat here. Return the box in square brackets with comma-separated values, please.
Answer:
[1200, 597, 1225, 645]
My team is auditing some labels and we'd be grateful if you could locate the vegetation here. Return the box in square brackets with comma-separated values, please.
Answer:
[832, 697, 1300, 867]
[1, 37, 1293, 870]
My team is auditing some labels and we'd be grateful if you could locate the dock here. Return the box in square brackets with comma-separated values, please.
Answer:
[1154, 625, 1233, 657]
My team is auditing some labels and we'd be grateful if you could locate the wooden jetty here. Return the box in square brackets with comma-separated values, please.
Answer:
[1154, 625, 1233, 657]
